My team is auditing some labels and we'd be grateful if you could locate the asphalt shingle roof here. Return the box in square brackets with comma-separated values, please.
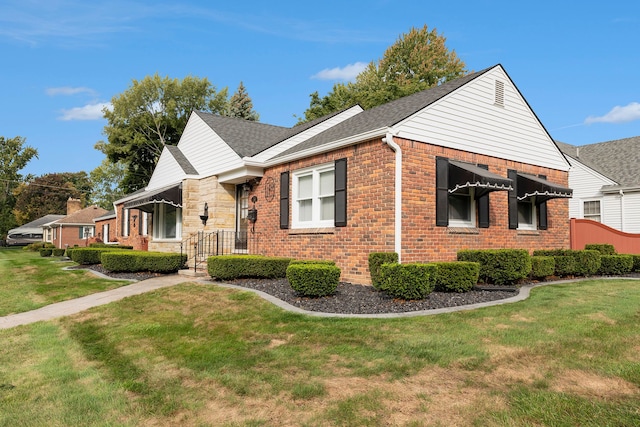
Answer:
[165, 145, 198, 175]
[54, 206, 109, 225]
[556, 136, 640, 186]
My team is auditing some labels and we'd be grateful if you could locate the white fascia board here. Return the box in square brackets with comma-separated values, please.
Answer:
[217, 165, 264, 184]
[601, 185, 640, 194]
[263, 127, 389, 167]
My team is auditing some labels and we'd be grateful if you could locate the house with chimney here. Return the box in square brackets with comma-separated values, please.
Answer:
[43, 198, 108, 249]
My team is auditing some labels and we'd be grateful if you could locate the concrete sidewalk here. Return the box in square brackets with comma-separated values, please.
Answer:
[0, 274, 189, 329]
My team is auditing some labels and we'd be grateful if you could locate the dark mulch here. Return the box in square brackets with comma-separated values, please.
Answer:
[212, 278, 518, 315]
[69, 264, 164, 281]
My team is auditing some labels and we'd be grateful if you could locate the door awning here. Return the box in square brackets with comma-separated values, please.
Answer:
[123, 184, 182, 213]
[448, 160, 513, 198]
[517, 173, 572, 203]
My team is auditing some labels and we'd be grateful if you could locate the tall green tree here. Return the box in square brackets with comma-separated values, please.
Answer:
[89, 156, 126, 209]
[229, 81, 259, 121]
[0, 136, 38, 237]
[102, 74, 231, 192]
[300, 25, 467, 122]
[13, 172, 91, 224]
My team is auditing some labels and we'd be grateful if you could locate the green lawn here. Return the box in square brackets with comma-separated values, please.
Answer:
[0, 249, 639, 426]
[0, 248, 132, 316]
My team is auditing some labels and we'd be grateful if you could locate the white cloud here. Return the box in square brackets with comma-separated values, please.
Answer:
[59, 102, 111, 121]
[585, 102, 640, 124]
[311, 62, 368, 81]
[46, 86, 96, 96]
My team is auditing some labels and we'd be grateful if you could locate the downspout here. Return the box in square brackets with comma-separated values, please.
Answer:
[383, 132, 402, 262]
[619, 189, 625, 232]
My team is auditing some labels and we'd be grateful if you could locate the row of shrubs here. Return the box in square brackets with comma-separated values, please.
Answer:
[207, 254, 482, 300]
[66, 245, 186, 274]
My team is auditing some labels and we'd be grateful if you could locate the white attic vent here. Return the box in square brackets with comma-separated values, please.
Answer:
[494, 80, 505, 107]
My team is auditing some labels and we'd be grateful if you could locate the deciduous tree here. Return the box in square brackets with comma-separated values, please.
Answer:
[300, 25, 467, 122]
[13, 172, 91, 224]
[102, 74, 231, 192]
[0, 136, 38, 237]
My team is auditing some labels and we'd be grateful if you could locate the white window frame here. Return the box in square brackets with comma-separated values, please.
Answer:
[153, 204, 182, 240]
[517, 198, 537, 231]
[582, 199, 602, 222]
[141, 212, 149, 236]
[448, 188, 476, 228]
[291, 163, 335, 229]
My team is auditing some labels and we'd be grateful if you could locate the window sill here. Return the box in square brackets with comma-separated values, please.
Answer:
[289, 227, 335, 235]
[517, 230, 540, 236]
[448, 227, 479, 235]
[151, 238, 182, 242]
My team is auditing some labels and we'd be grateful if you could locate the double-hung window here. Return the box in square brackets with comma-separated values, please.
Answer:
[583, 200, 601, 222]
[517, 198, 537, 230]
[292, 163, 335, 228]
[448, 188, 476, 227]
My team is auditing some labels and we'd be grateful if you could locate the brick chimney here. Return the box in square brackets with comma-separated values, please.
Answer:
[67, 198, 82, 215]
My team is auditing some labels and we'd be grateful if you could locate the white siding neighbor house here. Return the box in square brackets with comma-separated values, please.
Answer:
[557, 137, 640, 233]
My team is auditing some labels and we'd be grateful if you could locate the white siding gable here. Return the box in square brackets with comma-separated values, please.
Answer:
[251, 106, 364, 162]
[395, 66, 570, 171]
[177, 113, 243, 178]
[146, 148, 189, 190]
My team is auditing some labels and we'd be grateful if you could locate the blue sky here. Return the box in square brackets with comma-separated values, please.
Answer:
[1, 0, 639, 178]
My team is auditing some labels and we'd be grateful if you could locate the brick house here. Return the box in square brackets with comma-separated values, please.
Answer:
[101, 64, 572, 284]
[45, 198, 108, 249]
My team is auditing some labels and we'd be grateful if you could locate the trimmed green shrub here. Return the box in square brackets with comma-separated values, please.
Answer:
[101, 251, 187, 273]
[69, 247, 130, 265]
[52, 248, 65, 257]
[598, 255, 634, 275]
[530, 256, 555, 279]
[24, 242, 55, 251]
[554, 256, 576, 276]
[289, 259, 336, 266]
[39, 248, 53, 257]
[574, 250, 601, 276]
[533, 249, 601, 276]
[631, 254, 640, 273]
[457, 249, 531, 285]
[89, 242, 134, 249]
[207, 255, 292, 280]
[286, 263, 340, 297]
[431, 261, 480, 292]
[379, 263, 437, 300]
[368, 252, 399, 289]
[584, 243, 616, 255]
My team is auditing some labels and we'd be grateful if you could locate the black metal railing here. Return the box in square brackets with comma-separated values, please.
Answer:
[181, 230, 260, 273]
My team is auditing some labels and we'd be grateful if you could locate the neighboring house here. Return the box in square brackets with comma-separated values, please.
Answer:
[557, 137, 640, 233]
[5, 214, 65, 246]
[103, 64, 572, 284]
[44, 198, 108, 249]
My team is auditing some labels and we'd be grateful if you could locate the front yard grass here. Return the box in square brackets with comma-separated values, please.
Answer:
[1, 262, 639, 425]
[0, 248, 132, 316]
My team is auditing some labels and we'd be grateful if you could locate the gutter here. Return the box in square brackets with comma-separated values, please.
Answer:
[383, 132, 402, 262]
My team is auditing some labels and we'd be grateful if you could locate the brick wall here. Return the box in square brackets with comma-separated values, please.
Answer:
[252, 137, 570, 285]
[52, 225, 92, 249]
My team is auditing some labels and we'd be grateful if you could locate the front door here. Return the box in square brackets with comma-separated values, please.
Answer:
[236, 185, 249, 250]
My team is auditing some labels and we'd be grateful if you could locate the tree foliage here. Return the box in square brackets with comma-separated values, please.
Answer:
[13, 172, 91, 224]
[229, 81, 259, 121]
[0, 136, 38, 236]
[300, 25, 467, 122]
[101, 74, 232, 192]
[89, 156, 126, 209]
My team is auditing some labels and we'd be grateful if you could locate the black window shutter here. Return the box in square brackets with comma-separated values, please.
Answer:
[508, 169, 518, 229]
[279, 171, 290, 229]
[477, 164, 490, 228]
[538, 174, 548, 230]
[121, 208, 125, 236]
[78, 226, 83, 238]
[436, 157, 449, 227]
[334, 158, 347, 227]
